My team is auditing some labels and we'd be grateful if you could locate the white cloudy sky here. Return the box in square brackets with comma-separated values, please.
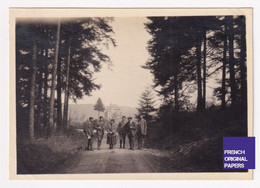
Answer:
[74, 17, 156, 108]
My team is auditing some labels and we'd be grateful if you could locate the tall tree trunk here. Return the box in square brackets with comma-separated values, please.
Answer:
[49, 20, 61, 133]
[202, 30, 207, 110]
[196, 39, 203, 111]
[240, 16, 247, 109]
[43, 48, 49, 138]
[57, 56, 62, 129]
[36, 49, 44, 138]
[221, 20, 228, 110]
[227, 16, 237, 107]
[169, 106, 173, 134]
[29, 38, 37, 140]
[63, 36, 72, 127]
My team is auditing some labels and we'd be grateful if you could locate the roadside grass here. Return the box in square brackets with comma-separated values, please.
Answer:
[17, 126, 85, 174]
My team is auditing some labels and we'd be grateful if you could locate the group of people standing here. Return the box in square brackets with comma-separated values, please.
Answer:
[82, 115, 147, 151]
[83, 116, 105, 151]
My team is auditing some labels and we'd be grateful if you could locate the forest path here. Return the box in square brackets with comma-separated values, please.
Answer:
[57, 133, 161, 173]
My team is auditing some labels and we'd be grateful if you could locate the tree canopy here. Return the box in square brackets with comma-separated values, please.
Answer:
[145, 16, 247, 112]
[16, 18, 116, 140]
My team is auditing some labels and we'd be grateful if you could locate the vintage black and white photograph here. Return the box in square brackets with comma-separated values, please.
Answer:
[10, 9, 253, 179]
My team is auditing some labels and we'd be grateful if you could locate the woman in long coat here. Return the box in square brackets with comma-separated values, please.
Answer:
[107, 119, 117, 149]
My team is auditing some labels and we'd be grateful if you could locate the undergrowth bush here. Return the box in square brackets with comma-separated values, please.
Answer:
[145, 108, 247, 172]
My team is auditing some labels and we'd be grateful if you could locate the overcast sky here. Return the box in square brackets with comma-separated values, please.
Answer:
[72, 17, 220, 108]
[74, 17, 156, 108]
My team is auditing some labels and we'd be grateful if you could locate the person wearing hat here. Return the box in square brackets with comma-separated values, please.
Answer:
[83, 117, 94, 151]
[95, 116, 105, 150]
[107, 119, 117, 149]
[117, 116, 127, 149]
[125, 117, 136, 150]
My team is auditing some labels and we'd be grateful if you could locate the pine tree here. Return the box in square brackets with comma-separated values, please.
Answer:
[227, 16, 237, 108]
[94, 98, 105, 118]
[62, 35, 71, 127]
[61, 18, 116, 127]
[136, 89, 157, 122]
[16, 18, 116, 139]
[28, 34, 37, 140]
[49, 20, 61, 132]
[145, 16, 220, 112]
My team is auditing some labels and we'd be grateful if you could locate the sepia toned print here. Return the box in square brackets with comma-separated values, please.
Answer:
[9, 8, 253, 180]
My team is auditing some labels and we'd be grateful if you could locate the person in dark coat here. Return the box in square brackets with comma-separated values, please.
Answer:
[94, 116, 105, 150]
[136, 115, 147, 149]
[83, 117, 94, 151]
[125, 117, 136, 150]
[117, 116, 127, 149]
[107, 119, 117, 149]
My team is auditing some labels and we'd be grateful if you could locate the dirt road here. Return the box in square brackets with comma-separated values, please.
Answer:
[58, 134, 161, 174]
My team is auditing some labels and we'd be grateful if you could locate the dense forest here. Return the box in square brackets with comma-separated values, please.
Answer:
[134, 16, 248, 172]
[16, 18, 116, 141]
[16, 16, 248, 140]
[141, 16, 247, 135]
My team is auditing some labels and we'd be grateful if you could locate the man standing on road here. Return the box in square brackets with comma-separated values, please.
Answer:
[137, 115, 147, 150]
[95, 116, 105, 150]
[117, 116, 127, 149]
[126, 117, 136, 151]
[83, 117, 94, 151]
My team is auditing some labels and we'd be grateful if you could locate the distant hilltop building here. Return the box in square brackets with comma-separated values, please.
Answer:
[104, 104, 122, 120]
